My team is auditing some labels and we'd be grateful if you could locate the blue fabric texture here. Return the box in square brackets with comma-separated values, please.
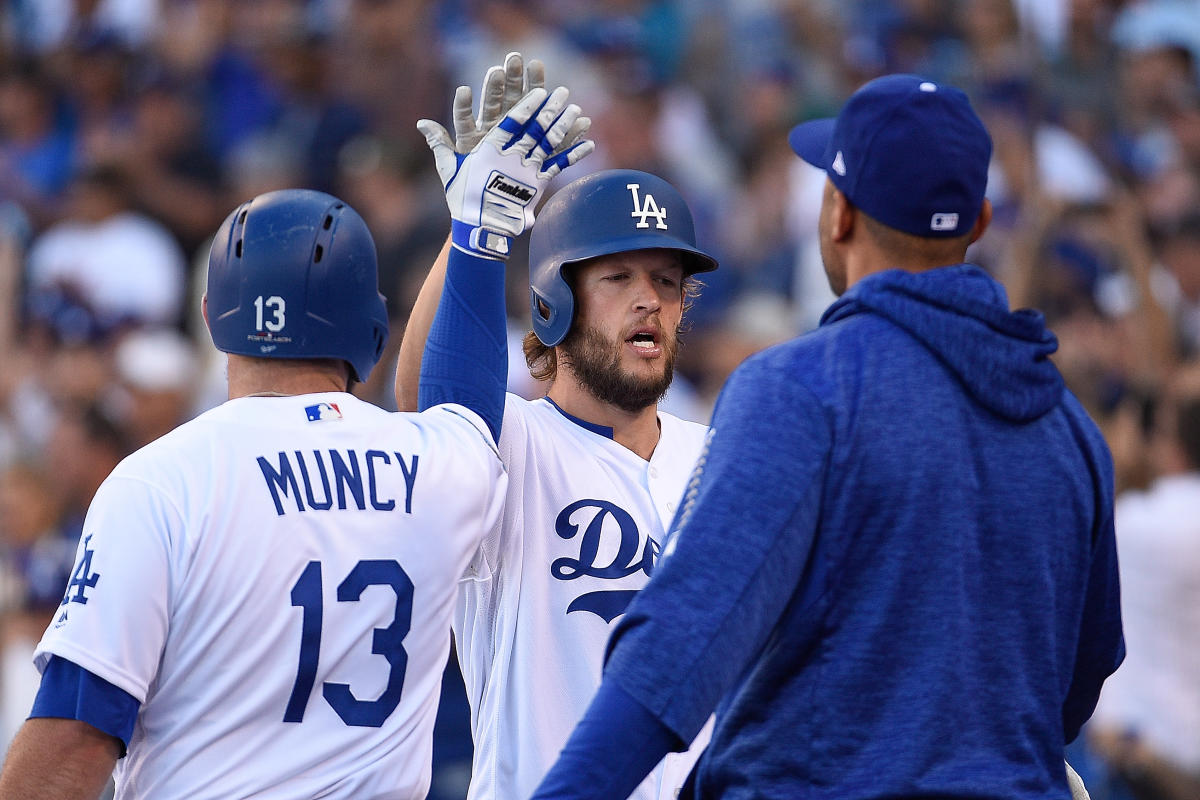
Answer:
[417, 246, 508, 441]
[530, 682, 680, 800]
[30, 655, 140, 752]
[558, 265, 1123, 799]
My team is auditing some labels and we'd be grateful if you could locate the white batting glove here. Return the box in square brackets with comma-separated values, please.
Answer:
[450, 52, 543, 153]
[418, 85, 594, 260]
[424, 52, 591, 178]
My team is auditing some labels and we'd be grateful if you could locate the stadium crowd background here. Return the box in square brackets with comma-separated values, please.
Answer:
[0, 1, 1197, 798]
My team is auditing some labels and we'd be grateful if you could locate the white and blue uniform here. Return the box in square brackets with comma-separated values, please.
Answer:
[453, 394, 710, 800]
[35, 393, 505, 799]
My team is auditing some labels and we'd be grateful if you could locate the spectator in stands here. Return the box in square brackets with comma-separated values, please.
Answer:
[25, 163, 188, 331]
[1089, 365, 1200, 800]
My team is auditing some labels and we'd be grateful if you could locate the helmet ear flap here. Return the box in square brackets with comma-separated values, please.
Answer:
[530, 283, 572, 347]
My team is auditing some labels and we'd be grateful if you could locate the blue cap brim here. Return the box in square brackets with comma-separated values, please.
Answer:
[788, 118, 836, 169]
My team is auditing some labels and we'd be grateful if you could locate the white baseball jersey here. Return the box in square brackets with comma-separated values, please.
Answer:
[455, 394, 711, 800]
[35, 392, 506, 800]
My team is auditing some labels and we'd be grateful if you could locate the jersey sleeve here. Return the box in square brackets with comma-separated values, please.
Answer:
[446, 396, 527, 584]
[34, 470, 180, 703]
[420, 402, 502, 454]
[31, 655, 141, 750]
[603, 350, 833, 742]
[414, 402, 508, 572]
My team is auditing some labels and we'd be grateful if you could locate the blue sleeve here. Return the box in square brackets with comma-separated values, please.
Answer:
[604, 349, 832, 742]
[30, 655, 140, 754]
[417, 242, 508, 442]
[530, 681, 682, 800]
[1062, 444, 1125, 743]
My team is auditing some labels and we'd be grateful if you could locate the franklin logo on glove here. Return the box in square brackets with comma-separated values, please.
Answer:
[486, 172, 535, 203]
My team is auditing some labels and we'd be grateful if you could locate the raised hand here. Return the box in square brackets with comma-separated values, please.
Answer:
[421, 52, 591, 187]
[454, 52, 543, 154]
[418, 82, 594, 260]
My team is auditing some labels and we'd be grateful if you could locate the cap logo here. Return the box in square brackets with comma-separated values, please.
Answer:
[831, 151, 847, 176]
[628, 183, 668, 230]
[931, 212, 959, 231]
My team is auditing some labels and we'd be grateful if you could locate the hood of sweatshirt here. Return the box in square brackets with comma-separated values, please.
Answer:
[820, 265, 1064, 422]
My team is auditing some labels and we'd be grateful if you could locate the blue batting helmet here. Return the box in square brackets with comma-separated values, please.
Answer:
[528, 169, 718, 347]
[206, 189, 389, 382]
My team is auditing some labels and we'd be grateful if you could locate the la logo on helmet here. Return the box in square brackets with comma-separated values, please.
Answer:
[627, 184, 668, 230]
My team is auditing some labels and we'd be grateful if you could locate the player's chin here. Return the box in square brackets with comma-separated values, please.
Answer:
[620, 353, 670, 380]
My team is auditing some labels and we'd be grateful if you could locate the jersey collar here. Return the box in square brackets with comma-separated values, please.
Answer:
[543, 397, 615, 439]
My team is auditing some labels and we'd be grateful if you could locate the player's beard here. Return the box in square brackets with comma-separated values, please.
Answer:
[558, 323, 678, 414]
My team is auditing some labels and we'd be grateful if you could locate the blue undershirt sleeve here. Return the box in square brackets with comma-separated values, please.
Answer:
[529, 681, 681, 800]
[30, 655, 140, 754]
[417, 245, 508, 442]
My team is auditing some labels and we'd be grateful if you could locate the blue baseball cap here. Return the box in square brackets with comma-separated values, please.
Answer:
[788, 74, 992, 238]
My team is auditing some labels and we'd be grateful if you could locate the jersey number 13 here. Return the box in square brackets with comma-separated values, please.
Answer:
[283, 559, 413, 727]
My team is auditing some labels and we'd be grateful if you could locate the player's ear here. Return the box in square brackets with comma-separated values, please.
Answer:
[829, 185, 855, 243]
[968, 198, 992, 245]
[201, 294, 210, 330]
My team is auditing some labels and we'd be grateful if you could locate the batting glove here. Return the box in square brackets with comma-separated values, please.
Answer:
[418, 85, 594, 260]
[450, 52, 542, 153]
[446, 51, 592, 157]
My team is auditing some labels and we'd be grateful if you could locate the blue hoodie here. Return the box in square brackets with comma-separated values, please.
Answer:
[534, 265, 1124, 800]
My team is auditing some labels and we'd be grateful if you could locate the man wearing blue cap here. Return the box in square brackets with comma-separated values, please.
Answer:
[530, 74, 1125, 800]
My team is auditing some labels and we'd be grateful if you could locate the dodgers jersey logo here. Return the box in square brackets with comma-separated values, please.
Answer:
[62, 534, 101, 606]
[550, 499, 660, 623]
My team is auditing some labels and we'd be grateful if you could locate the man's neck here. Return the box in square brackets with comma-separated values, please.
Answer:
[546, 381, 661, 461]
[226, 357, 349, 400]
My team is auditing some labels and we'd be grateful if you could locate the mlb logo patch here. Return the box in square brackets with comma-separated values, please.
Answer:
[305, 402, 342, 422]
[930, 212, 959, 231]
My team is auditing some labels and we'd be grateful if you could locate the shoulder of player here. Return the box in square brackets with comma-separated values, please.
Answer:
[702, 337, 846, 433]
[392, 403, 505, 464]
[738, 320, 890, 387]
[92, 417, 211, 510]
[496, 392, 563, 435]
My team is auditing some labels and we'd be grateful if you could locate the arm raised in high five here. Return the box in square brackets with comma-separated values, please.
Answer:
[396, 54, 589, 411]
[407, 54, 592, 438]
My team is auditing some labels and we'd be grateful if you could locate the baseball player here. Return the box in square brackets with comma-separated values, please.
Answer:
[399, 54, 718, 800]
[532, 74, 1123, 800]
[0, 81, 585, 800]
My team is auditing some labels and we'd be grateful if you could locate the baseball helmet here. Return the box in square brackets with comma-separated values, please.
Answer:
[206, 189, 388, 382]
[528, 169, 718, 347]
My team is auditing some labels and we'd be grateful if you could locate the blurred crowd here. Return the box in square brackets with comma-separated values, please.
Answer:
[0, 0, 1197, 798]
